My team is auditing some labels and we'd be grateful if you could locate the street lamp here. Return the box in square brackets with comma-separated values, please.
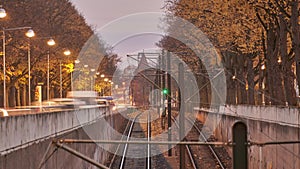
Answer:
[47, 38, 55, 46]
[26, 29, 35, 38]
[2, 27, 34, 108]
[0, 6, 6, 18]
[60, 49, 71, 98]
[75, 59, 80, 64]
[63, 49, 71, 56]
[46, 38, 55, 100]
[82, 65, 89, 90]
[26, 29, 35, 105]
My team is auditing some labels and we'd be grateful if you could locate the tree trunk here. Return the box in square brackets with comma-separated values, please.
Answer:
[247, 56, 255, 105]
[226, 69, 235, 104]
[291, 0, 300, 104]
[9, 85, 16, 107]
[236, 55, 247, 104]
[198, 69, 210, 107]
[20, 86, 26, 106]
[222, 51, 235, 105]
[0, 85, 3, 107]
[265, 23, 285, 105]
[280, 14, 297, 106]
[259, 31, 266, 105]
[273, 26, 285, 106]
[236, 68, 244, 104]
[16, 86, 20, 106]
[266, 27, 275, 105]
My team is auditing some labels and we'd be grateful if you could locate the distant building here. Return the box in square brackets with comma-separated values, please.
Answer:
[130, 54, 156, 107]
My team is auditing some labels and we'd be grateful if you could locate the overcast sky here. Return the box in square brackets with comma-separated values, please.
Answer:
[70, 0, 165, 28]
[70, 0, 166, 67]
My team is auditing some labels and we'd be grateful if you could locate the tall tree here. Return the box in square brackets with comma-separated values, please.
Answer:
[160, 0, 262, 105]
[0, 0, 93, 106]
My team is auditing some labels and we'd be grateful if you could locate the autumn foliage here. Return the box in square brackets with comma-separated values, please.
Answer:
[0, 0, 117, 107]
[160, 0, 300, 106]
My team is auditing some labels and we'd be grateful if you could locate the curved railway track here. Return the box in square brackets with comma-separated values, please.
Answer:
[109, 112, 151, 169]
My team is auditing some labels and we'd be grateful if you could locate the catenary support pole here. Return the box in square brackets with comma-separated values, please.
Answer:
[167, 51, 172, 156]
[179, 62, 185, 169]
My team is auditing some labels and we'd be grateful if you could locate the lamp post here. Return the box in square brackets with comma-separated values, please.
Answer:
[2, 27, 34, 108]
[26, 29, 35, 105]
[90, 68, 95, 91]
[46, 38, 55, 100]
[73, 59, 80, 91]
[84, 64, 88, 90]
[60, 49, 71, 98]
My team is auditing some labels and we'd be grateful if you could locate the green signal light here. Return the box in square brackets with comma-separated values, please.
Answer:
[163, 88, 168, 95]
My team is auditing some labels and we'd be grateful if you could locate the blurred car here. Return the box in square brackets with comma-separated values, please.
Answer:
[31, 100, 59, 106]
[49, 98, 86, 109]
[28, 100, 62, 112]
[67, 91, 97, 105]
[99, 96, 113, 101]
[96, 99, 109, 107]
[97, 96, 115, 106]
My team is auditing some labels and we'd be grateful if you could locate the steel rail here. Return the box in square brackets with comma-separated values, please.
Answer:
[186, 118, 226, 169]
[108, 115, 134, 168]
[119, 113, 142, 169]
[171, 116, 198, 169]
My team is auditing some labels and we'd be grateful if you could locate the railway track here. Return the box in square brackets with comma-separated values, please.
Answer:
[109, 112, 150, 169]
[108, 109, 230, 169]
[171, 116, 198, 169]
[169, 115, 228, 169]
[185, 117, 228, 169]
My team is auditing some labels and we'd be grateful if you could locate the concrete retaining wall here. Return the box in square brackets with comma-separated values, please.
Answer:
[0, 107, 128, 169]
[196, 105, 300, 169]
[0, 107, 105, 154]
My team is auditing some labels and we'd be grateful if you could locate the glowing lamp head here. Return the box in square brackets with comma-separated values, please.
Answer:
[47, 38, 56, 46]
[0, 8, 7, 18]
[25, 29, 35, 38]
[64, 49, 71, 56]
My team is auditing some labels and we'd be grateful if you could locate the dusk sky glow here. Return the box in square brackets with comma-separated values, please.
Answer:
[70, 0, 165, 28]
[70, 0, 166, 64]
